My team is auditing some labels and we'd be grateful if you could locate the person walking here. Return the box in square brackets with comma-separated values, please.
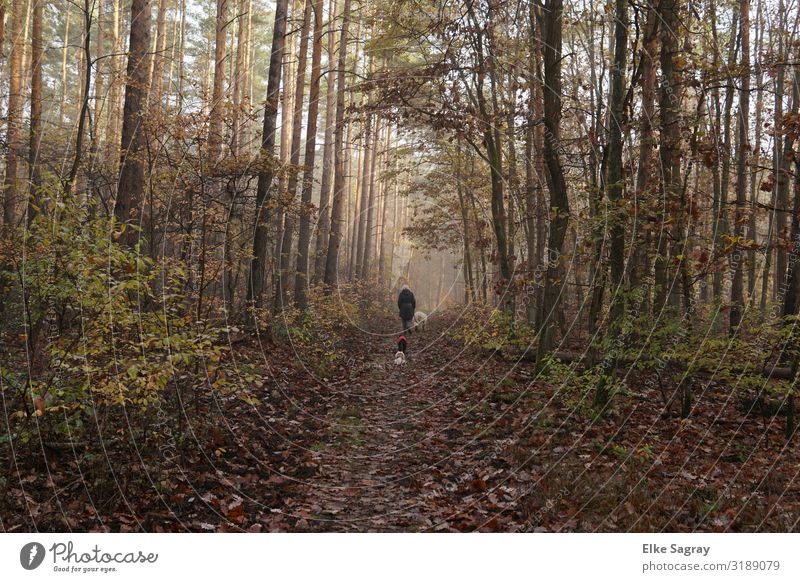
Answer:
[397, 284, 416, 332]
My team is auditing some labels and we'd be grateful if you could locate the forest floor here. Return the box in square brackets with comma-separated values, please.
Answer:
[3, 310, 800, 532]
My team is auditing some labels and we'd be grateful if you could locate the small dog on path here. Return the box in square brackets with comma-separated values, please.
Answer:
[394, 336, 407, 365]
[413, 311, 428, 331]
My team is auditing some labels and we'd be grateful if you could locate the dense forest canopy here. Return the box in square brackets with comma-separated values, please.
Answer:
[2, 0, 800, 532]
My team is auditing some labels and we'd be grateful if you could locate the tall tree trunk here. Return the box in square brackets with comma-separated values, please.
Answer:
[536, 0, 570, 362]
[730, 0, 749, 335]
[361, 115, 381, 279]
[630, 5, 657, 311]
[246, 0, 290, 314]
[348, 138, 363, 279]
[91, 0, 105, 151]
[149, 0, 168, 110]
[654, 0, 685, 314]
[294, 0, 325, 309]
[456, 140, 475, 304]
[231, 0, 248, 156]
[177, 0, 187, 110]
[709, 0, 724, 313]
[272, 17, 296, 300]
[28, 0, 43, 220]
[276, 0, 312, 310]
[0, 6, 5, 58]
[465, 0, 510, 304]
[780, 56, 800, 318]
[113, 0, 152, 245]
[208, 0, 228, 163]
[606, 0, 628, 326]
[105, 0, 124, 161]
[593, 0, 628, 409]
[323, 0, 352, 288]
[354, 112, 373, 278]
[748, 0, 763, 307]
[313, 0, 338, 281]
[378, 127, 394, 289]
[775, 1, 790, 300]
[782, 145, 800, 319]
[3, 0, 24, 226]
[64, 0, 93, 200]
[60, 3, 71, 125]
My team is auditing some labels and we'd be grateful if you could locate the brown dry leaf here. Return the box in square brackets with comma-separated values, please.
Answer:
[469, 478, 487, 492]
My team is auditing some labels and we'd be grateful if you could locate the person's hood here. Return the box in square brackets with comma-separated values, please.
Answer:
[400, 284, 410, 292]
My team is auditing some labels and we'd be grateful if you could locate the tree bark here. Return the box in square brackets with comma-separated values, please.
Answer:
[208, 0, 228, 163]
[113, 0, 152, 246]
[730, 0, 749, 334]
[294, 0, 325, 309]
[630, 5, 658, 310]
[323, 0, 352, 288]
[276, 0, 312, 310]
[3, 0, 24, 226]
[313, 0, 339, 282]
[535, 0, 570, 362]
[28, 0, 43, 220]
[361, 115, 381, 279]
[246, 0, 290, 313]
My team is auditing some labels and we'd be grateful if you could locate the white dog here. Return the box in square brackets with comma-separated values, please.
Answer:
[393, 351, 407, 365]
[413, 311, 428, 331]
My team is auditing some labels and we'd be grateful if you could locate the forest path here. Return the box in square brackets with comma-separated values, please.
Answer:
[270, 312, 529, 532]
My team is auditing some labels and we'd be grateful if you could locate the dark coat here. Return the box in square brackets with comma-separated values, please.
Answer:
[398, 288, 416, 320]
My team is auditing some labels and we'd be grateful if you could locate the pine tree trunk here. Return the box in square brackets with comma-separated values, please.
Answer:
[113, 0, 152, 246]
[246, 0, 290, 313]
[313, 0, 338, 281]
[28, 0, 43, 220]
[323, 0, 352, 288]
[361, 115, 381, 280]
[276, 0, 312, 310]
[105, 0, 123, 162]
[208, 0, 228, 163]
[91, 0, 105, 151]
[294, 0, 325, 309]
[377, 125, 393, 288]
[354, 112, 373, 279]
[3, 0, 24, 226]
